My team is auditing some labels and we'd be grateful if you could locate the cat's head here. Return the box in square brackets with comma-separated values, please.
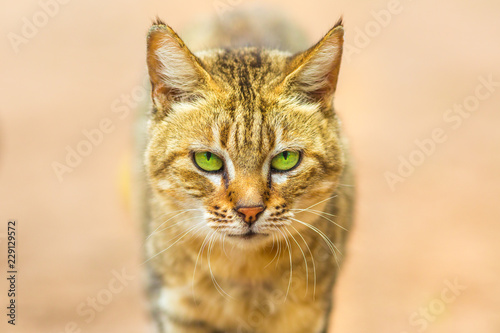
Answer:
[145, 19, 345, 248]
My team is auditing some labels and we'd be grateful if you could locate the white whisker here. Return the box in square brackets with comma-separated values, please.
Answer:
[290, 208, 347, 231]
[277, 228, 292, 302]
[145, 208, 202, 241]
[285, 227, 309, 296]
[290, 217, 341, 268]
[191, 230, 214, 302]
[265, 233, 281, 268]
[289, 224, 316, 298]
[222, 233, 229, 258]
[294, 194, 338, 213]
[142, 223, 201, 265]
[155, 215, 205, 234]
[207, 230, 233, 299]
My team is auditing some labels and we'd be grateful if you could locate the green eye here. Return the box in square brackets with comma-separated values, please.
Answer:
[271, 151, 300, 171]
[194, 152, 223, 172]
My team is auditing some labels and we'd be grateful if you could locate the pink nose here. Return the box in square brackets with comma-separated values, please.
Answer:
[237, 206, 265, 225]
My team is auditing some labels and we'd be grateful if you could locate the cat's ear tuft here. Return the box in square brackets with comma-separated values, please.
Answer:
[282, 21, 344, 107]
[333, 16, 343, 29]
[146, 20, 212, 117]
[152, 16, 166, 27]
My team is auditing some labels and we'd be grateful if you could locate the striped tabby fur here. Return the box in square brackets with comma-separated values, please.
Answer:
[140, 9, 354, 333]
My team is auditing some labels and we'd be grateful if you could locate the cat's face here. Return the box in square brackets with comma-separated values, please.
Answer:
[145, 21, 345, 248]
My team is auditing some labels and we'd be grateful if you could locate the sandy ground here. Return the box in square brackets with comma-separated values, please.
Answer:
[1, 0, 500, 332]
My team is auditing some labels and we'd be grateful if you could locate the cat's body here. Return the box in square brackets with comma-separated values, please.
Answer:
[140, 9, 354, 333]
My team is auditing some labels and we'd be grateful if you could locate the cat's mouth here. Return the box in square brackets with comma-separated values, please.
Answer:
[227, 230, 268, 239]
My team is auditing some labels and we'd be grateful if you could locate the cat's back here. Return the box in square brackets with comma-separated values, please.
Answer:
[180, 7, 309, 53]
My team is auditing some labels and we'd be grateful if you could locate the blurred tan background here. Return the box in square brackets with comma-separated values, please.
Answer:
[1, 0, 500, 332]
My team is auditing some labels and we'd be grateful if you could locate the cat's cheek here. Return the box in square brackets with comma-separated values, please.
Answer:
[156, 180, 172, 192]
[295, 181, 338, 209]
[203, 173, 224, 188]
[312, 178, 337, 194]
[153, 180, 196, 204]
[270, 173, 288, 185]
[152, 179, 182, 199]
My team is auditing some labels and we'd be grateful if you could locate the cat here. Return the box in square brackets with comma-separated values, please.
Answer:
[139, 8, 354, 333]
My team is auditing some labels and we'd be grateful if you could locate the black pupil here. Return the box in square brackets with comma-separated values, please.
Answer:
[282, 151, 289, 160]
[206, 152, 212, 161]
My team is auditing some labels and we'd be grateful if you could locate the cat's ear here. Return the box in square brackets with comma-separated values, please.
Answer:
[146, 19, 213, 116]
[281, 19, 344, 107]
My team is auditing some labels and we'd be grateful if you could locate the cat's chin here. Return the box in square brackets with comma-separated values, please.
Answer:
[227, 230, 268, 240]
[223, 231, 272, 248]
